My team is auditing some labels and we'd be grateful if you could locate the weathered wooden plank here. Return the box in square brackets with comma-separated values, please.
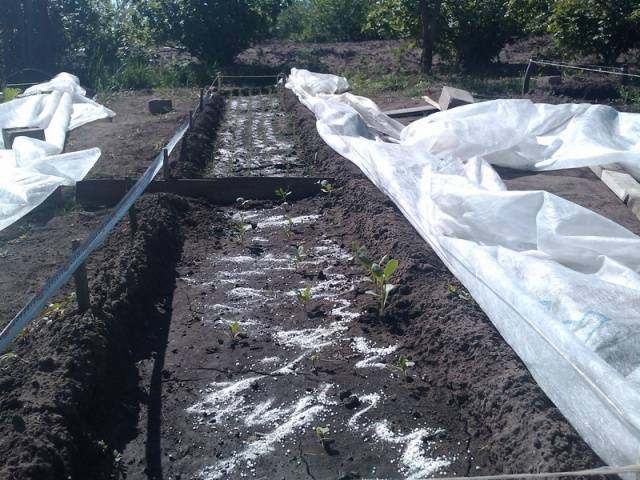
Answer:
[383, 105, 439, 118]
[76, 177, 333, 208]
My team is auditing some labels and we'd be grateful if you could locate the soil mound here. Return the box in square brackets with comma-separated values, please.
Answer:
[0, 194, 185, 480]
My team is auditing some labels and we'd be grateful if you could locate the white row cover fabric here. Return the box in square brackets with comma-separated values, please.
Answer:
[287, 68, 640, 472]
[0, 73, 114, 230]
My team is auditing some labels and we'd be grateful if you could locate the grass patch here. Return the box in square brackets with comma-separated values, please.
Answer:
[1, 87, 23, 103]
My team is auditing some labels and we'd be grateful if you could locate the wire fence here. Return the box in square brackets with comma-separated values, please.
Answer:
[522, 58, 640, 94]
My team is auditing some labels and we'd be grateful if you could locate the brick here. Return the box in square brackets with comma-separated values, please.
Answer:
[148, 99, 173, 115]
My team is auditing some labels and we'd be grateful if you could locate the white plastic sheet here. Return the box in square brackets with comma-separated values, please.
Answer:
[0, 73, 114, 230]
[287, 68, 640, 471]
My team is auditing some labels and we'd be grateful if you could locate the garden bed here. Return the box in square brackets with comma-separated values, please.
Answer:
[0, 87, 605, 479]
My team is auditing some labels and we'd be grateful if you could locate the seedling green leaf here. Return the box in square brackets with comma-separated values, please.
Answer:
[314, 426, 331, 447]
[317, 179, 334, 196]
[308, 352, 320, 370]
[291, 244, 305, 270]
[384, 259, 398, 278]
[357, 246, 400, 315]
[234, 204, 251, 244]
[284, 214, 294, 240]
[296, 286, 312, 308]
[397, 354, 415, 379]
[228, 320, 246, 342]
[275, 187, 292, 207]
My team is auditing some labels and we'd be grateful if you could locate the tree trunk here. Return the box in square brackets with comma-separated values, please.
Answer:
[420, 0, 440, 74]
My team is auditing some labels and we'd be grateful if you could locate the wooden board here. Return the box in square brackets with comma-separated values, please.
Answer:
[382, 105, 439, 118]
[76, 177, 333, 208]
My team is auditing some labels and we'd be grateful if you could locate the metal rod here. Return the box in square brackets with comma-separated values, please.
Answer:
[220, 75, 280, 79]
[189, 110, 193, 130]
[71, 240, 90, 313]
[522, 59, 534, 94]
[428, 464, 640, 480]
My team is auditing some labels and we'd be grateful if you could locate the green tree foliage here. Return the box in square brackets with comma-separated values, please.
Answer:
[441, 0, 518, 69]
[365, 0, 517, 70]
[506, 0, 553, 34]
[549, 0, 640, 63]
[364, 0, 421, 39]
[0, 0, 62, 80]
[133, 0, 283, 64]
[275, 0, 375, 42]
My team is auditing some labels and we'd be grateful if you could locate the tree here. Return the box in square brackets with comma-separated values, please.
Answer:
[420, 0, 441, 73]
[506, 0, 553, 35]
[132, 0, 280, 64]
[548, 0, 640, 63]
[366, 0, 516, 71]
[0, 0, 61, 81]
[275, 0, 374, 42]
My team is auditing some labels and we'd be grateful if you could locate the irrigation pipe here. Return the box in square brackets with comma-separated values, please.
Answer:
[429, 464, 640, 480]
[0, 99, 198, 354]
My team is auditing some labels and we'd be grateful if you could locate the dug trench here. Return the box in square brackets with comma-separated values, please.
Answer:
[0, 88, 605, 479]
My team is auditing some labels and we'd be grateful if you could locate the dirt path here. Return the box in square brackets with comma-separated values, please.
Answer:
[208, 92, 304, 177]
[122, 198, 470, 480]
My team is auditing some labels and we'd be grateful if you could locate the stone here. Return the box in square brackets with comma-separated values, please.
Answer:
[148, 98, 173, 115]
[2, 127, 46, 149]
[536, 75, 563, 88]
[438, 86, 474, 111]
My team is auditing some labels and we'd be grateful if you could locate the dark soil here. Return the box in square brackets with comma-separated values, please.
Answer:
[0, 88, 202, 329]
[68, 88, 199, 179]
[0, 194, 184, 480]
[0, 86, 621, 479]
[172, 93, 226, 178]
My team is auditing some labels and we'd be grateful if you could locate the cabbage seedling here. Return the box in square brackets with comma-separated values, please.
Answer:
[359, 252, 399, 315]
[317, 179, 334, 197]
[314, 426, 331, 447]
[284, 214, 294, 240]
[291, 244, 305, 270]
[235, 197, 250, 209]
[308, 352, 320, 371]
[275, 187, 292, 208]
[296, 286, 312, 308]
[0, 352, 29, 365]
[234, 218, 251, 244]
[228, 320, 246, 341]
[397, 354, 415, 379]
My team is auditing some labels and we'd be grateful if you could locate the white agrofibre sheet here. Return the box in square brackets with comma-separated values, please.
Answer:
[0, 73, 114, 230]
[287, 69, 640, 472]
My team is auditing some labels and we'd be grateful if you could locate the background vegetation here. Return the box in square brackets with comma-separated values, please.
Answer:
[1, 0, 638, 90]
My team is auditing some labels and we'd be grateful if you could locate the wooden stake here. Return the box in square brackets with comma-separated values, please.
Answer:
[522, 59, 534, 95]
[128, 203, 138, 237]
[163, 148, 171, 180]
[189, 110, 193, 130]
[71, 239, 90, 314]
